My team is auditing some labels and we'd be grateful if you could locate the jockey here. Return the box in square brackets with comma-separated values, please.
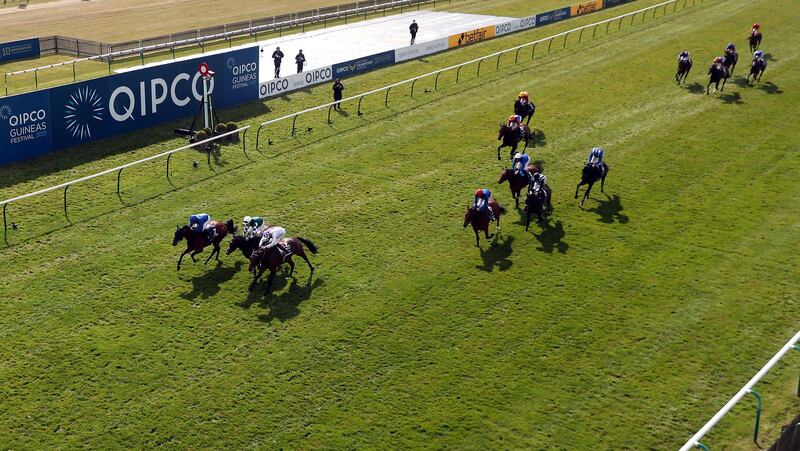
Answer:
[514, 91, 534, 117]
[189, 213, 216, 241]
[473, 188, 495, 221]
[751, 22, 761, 36]
[507, 114, 524, 140]
[242, 215, 265, 239]
[753, 49, 765, 62]
[512, 151, 531, 179]
[529, 171, 548, 194]
[678, 50, 691, 63]
[725, 42, 736, 56]
[587, 147, 605, 176]
[258, 225, 288, 254]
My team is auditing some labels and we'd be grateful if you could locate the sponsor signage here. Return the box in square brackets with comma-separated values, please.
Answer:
[0, 46, 258, 162]
[571, 0, 603, 16]
[495, 15, 537, 36]
[447, 26, 496, 48]
[259, 66, 333, 98]
[394, 38, 449, 62]
[535, 7, 571, 27]
[332, 50, 395, 78]
[0, 38, 41, 63]
[603, 0, 634, 7]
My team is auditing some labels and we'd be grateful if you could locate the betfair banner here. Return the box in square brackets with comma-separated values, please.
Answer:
[448, 26, 496, 48]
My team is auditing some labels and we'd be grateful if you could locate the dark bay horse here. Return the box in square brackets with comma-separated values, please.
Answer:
[575, 163, 608, 206]
[497, 124, 531, 160]
[707, 63, 729, 94]
[498, 165, 540, 208]
[226, 234, 263, 274]
[747, 58, 767, 83]
[676, 59, 692, 84]
[748, 32, 762, 53]
[463, 199, 506, 247]
[172, 219, 235, 270]
[722, 51, 738, 76]
[524, 187, 551, 231]
[515, 102, 536, 125]
[248, 237, 317, 293]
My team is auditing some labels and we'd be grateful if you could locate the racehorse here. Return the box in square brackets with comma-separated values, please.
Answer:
[747, 58, 767, 83]
[517, 102, 536, 126]
[722, 51, 738, 76]
[524, 186, 551, 231]
[497, 124, 532, 160]
[172, 219, 235, 270]
[707, 63, 729, 94]
[748, 32, 762, 53]
[463, 199, 506, 247]
[248, 237, 317, 293]
[226, 234, 265, 274]
[675, 58, 692, 84]
[575, 163, 608, 206]
[498, 165, 540, 208]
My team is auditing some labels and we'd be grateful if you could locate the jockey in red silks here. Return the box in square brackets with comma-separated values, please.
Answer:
[473, 188, 495, 221]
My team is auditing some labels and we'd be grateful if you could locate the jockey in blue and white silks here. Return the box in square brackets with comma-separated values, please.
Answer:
[189, 213, 216, 240]
[678, 50, 691, 63]
[587, 147, 605, 175]
[512, 152, 531, 178]
[474, 188, 495, 220]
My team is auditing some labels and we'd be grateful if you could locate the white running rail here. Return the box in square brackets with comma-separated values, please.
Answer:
[679, 330, 800, 451]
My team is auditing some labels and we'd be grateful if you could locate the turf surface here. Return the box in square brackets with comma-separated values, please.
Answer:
[1, 0, 799, 448]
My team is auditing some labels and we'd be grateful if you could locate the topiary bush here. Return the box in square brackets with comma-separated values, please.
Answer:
[227, 123, 240, 142]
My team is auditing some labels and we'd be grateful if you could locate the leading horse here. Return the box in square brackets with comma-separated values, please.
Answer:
[676, 58, 692, 84]
[248, 237, 318, 293]
[497, 124, 532, 160]
[748, 32, 762, 53]
[747, 58, 767, 84]
[575, 163, 608, 206]
[463, 199, 506, 247]
[172, 219, 236, 270]
[498, 165, 540, 208]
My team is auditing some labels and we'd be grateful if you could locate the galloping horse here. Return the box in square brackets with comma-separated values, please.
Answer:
[575, 163, 608, 206]
[248, 237, 317, 293]
[707, 62, 729, 94]
[498, 165, 540, 208]
[524, 186, 551, 231]
[172, 219, 235, 270]
[747, 58, 767, 83]
[497, 124, 532, 160]
[676, 58, 692, 84]
[748, 32, 762, 53]
[517, 102, 536, 126]
[463, 199, 506, 247]
[722, 50, 738, 76]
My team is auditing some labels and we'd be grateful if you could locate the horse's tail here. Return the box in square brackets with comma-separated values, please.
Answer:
[224, 219, 236, 234]
[297, 237, 318, 254]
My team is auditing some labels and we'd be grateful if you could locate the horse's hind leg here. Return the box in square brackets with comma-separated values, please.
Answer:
[497, 145, 502, 161]
[205, 244, 220, 264]
[581, 183, 593, 206]
[575, 181, 585, 199]
[474, 229, 480, 247]
[250, 266, 266, 291]
[190, 249, 202, 263]
[264, 269, 276, 294]
[287, 258, 295, 277]
[601, 175, 606, 193]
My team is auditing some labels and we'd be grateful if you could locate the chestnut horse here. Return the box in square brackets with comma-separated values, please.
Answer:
[463, 199, 506, 247]
[248, 237, 318, 293]
[172, 219, 235, 270]
[498, 165, 540, 208]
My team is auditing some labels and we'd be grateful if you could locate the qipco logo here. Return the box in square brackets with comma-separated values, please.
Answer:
[8, 109, 46, 126]
[260, 78, 289, 97]
[108, 72, 211, 122]
[304, 67, 332, 84]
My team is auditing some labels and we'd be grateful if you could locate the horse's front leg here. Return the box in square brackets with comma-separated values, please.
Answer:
[190, 249, 202, 263]
[525, 210, 531, 232]
[485, 228, 493, 241]
[205, 243, 220, 264]
[249, 266, 266, 291]
[177, 249, 190, 271]
[575, 181, 585, 199]
[497, 144, 502, 161]
[601, 175, 606, 193]
[264, 269, 277, 294]
[474, 228, 480, 247]
[287, 258, 295, 277]
[581, 182, 593, 206]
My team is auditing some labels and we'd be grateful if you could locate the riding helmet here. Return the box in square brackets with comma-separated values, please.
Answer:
[519, 91, 529, 98]
[726, 42, 735, 49]
[509, 114, 518, 122]
[752, 23, 760, 29]
[475, 189, 484, 197]
[714, 56, 723, 63]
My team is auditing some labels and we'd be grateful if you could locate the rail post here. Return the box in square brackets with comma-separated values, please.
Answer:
[476, 58, 484, 76]
[684, 0, 688, 9]
[255, 125, 264, 152]
[327, 104, 334, 124]
[605, 21, 611, 35]
[618, 16, 624, 30]
[630, 12, 636, 26]
[547, 37, 555, 54]
[140, 49, 145, 65]
[642, 8, 646, 22]
[580, 28, 586, 43]
[563, 32, 569, 48]
[496, 52, 502, 70]
[674, 0, 679, 12]
[514, 47, 521, 64]
[434, 71, 442, 91]
[63, 185, 69, 217]
[2, 203, 7, 243]
[34, 69, 38, 90]
[652, 6, 658, 19]
[456, 65, 462, 83]
[357, 95, 365, 115]
[291, 113, 299, 136]
[108, 57, 113, 74]
[72, 62, 77, 82]
[410, 78, 417, 98]
[532, 42, 538, 59]
[171, 44, 176, 59]
[116, 168, 123, 196]
[693, 443, 709, 451]
[749, 389, 762, 447]
[241, 128, 250, 160]
[166, 153, 173, 181]
[4, 73, 8, 97]
[384, 86, 391, 106]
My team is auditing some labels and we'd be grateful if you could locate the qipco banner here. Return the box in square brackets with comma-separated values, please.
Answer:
[0, 46, 258, 163]
[259, 66, 333, 99]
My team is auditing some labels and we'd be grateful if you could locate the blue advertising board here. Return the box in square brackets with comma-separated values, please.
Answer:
[0, 38, 41, 63]
[0, 46, 258, 163]
[535, 7, 571, 27]
[604, 0, 634, 7]
[332, 50, 395, 79]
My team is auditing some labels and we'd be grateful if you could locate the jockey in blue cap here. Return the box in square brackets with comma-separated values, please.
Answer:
[473, 188, 495, 221]
[188, 213, 217, 241]
[512, 151, 531, 179]
[678, 50, 691, 63]
[587, 147, 606, 176]
[753, 49, 765, 61]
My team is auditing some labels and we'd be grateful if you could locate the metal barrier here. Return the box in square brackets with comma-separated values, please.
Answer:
[679, 330, 800, 451]
[256, 0, 692, 150]
[3, 0, 448, 96]
[1, 126, 249, 242]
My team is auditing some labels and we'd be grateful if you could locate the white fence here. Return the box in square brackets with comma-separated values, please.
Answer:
[680, 330, 800, 451]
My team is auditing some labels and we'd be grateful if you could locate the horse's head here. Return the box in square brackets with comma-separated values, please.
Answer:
[227, 235, 244, 255]
[498, 168, 513, 184]
[248, 247, 263, 272]
[528, 164, 541, 175]
[463, 206, 475, 228]
[498, 123, 507, 140]
[172, 225, 189, 246]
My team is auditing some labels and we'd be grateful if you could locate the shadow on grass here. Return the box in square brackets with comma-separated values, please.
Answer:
[476, 235, 514, 273]
[529, 129, 547, 148]
[256, 275, 325, 323]
[180, 260, 242, 300]
[585, 193, 629, 224]
[757, 81, 782, 95]
[683, 82, 706, 95]
[533, 220, 569, 254]
[730, 76, 749, 88]
[719, 91, 744, 105]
